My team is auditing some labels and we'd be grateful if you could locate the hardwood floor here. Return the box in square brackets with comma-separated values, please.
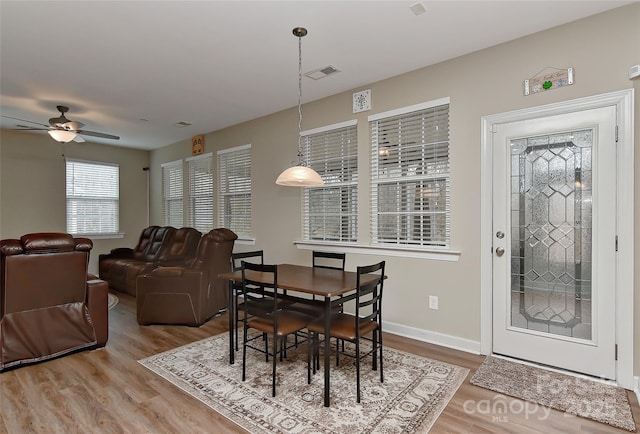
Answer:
[1, 292, 638, 433]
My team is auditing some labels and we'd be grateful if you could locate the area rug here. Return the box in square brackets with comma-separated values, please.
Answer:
[470, 356, 636, 431]
[139, 333, 468, 433]
[107, 293, 119, 310]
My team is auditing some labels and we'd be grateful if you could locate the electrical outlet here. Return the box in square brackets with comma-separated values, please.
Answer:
[428, 295, 439, 310]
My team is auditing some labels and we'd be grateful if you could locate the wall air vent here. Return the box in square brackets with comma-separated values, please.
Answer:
[305, 65, 341, 80]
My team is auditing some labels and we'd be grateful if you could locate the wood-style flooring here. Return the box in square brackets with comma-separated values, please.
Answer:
[1, 292, 638, 433]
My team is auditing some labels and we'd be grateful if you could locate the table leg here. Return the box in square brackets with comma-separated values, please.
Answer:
[228, 280, 235, 364]
[324, 296, 331, 407]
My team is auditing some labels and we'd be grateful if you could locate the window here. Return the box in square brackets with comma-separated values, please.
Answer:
[369, 98, 450, 247]
[187, 153, 214, 233]
[162, 160, 183, 227]
[66, 159, 119, 235]
[303, 120, 358, 242]
[218, 144, 252, 239]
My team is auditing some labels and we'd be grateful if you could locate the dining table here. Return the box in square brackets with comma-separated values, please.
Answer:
[219, 263, 380, 407]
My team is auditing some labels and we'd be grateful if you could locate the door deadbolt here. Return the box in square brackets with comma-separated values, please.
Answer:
[496, 231, 505, 239]
[495, 247, 505, 257]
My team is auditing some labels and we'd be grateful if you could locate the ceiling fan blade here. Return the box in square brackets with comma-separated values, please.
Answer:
[76, 130, 120, 140]
[2, 115, 50, 128]
[73, 135, 86, 143]
[14, 124, 49, 131]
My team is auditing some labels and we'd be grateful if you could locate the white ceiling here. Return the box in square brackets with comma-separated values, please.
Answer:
[0, 1, 633, 150]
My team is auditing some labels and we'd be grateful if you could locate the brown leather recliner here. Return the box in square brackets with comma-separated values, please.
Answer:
[0, 233, 109, 371]
[136, 228, 237, 326]
[99, 226, 203, 296]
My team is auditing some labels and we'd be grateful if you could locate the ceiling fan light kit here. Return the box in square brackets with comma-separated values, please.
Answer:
[275, 27, 324, 188]
[48, 129, 77, 143]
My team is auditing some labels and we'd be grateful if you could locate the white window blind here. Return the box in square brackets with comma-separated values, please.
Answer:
[303, 120, 358, 242]
[370, 100, 450, 247]
[162, 159, 183, 227]
[218, 144, 252, 239]
[187, 153, 214, 233]
[66, 159, 119, 235]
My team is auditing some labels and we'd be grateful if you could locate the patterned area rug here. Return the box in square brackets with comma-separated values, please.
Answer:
[470, 356, 636, 431]
[139, 333, 468, 433]
[107, 293, 119, 310]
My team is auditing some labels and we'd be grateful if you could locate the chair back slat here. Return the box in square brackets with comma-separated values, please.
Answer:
[312, 251, 346, 270]
[232, 250, 264, 271]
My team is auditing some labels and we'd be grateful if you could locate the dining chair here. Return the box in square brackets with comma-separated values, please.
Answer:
[308, 260, 385, 403]
[240, 261, 311, 397]
[231, 250, 264, 350]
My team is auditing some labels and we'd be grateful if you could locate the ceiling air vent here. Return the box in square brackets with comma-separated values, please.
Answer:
[305, 65, 341, 80]
[175, 121, 192, 127]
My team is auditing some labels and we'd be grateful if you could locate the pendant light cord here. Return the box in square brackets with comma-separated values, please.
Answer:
[297, 33, 304, 165]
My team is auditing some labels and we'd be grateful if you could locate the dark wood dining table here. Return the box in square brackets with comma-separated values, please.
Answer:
[219, 263, 379, 407]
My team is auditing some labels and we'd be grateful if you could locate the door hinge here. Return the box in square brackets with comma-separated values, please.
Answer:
[615, 125, 619, 143]
[615, 235, 619, 252]
[615, 344, 618, 361]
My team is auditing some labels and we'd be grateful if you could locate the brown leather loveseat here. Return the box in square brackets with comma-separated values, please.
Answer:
[0, 233, 109, 371]
[98, 226, 201, 296]
[136, 228, 237, 326]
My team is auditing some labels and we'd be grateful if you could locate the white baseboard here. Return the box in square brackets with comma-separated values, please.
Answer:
[384, 321, 481, 355]
[635, 376, 640, 404]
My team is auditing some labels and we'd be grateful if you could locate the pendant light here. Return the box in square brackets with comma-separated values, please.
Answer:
[275, 27, 324, 187]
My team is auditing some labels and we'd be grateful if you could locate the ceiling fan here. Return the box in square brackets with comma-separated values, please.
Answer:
[6, 105, 120, 143]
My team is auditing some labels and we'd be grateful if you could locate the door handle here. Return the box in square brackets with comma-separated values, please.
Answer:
[495, 247, 505, 257]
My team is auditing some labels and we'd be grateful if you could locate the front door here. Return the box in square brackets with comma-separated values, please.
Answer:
[492, 106, 617, 379]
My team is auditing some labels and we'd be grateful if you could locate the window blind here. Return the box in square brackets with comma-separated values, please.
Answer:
[218, 144, 252, 239]
[162, 160, 183, 227]
[370, 101, 450, 247]
[66, 159, 119, 235]
[303, 121, 358, 242]
[187, 153, 214, 233]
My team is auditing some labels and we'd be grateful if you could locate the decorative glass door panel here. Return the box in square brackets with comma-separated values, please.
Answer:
[492, 106, 616, 380]
[510, 130, 592, 340]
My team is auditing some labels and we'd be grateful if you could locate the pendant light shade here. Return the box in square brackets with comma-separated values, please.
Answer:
[275, 165, 324, 186]
[48, 129, 77, 143]
[275, 27, 324, 187]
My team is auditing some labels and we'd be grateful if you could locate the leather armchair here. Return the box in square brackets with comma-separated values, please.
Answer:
[136, 228, 237, 326]
[0, 233, 109, 371]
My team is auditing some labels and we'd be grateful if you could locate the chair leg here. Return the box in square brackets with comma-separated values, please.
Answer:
[372, 330, 378, 371]
[264, 333, 269, 362]
[379, 329, 384, 383]
[307, 332, 312, 384]
[242, 325, 248, 382]
[355, 337, 361, 403]
[272, 335, 277, 397]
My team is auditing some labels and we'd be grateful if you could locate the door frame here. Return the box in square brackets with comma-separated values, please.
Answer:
[479, 89, 634, 388]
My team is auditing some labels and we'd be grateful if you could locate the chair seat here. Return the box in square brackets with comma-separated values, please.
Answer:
[248, 310, 311, 336]
[308, 312, 378, 341]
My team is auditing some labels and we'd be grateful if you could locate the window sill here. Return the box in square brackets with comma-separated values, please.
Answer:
[74, 233, 126, 240]
[294, 241, 461, 261]
[236, 238, 256, 246]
